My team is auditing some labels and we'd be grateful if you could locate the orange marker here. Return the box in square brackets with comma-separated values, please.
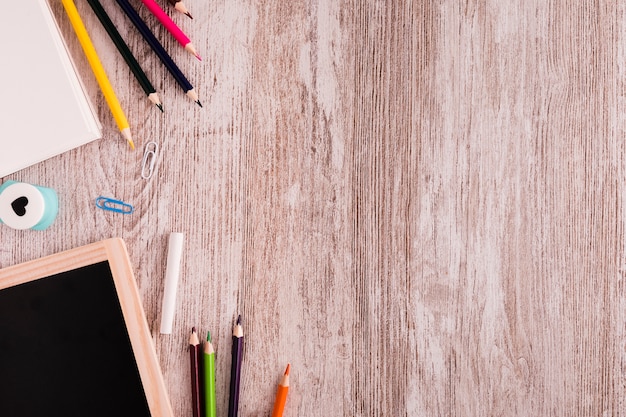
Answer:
[271, 364, 290, 417]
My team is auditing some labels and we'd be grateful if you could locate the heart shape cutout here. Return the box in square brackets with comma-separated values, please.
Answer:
[11, 196, 28, 217]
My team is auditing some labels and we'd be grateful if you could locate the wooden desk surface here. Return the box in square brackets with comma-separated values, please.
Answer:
[1, 1, 624, 415]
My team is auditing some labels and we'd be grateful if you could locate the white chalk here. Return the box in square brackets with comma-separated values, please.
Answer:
[160, 232, 184, 334]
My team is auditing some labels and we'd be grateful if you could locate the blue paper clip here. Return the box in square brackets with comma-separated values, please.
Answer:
[95, 196, 134, 214]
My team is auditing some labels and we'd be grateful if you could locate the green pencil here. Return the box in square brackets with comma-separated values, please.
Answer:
[203, 332, 217, 417]
[85, 0, 163, 111]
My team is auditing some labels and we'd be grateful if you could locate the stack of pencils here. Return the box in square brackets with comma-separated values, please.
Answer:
[60, 0, 201, 150]
[189, 316, 291, 416]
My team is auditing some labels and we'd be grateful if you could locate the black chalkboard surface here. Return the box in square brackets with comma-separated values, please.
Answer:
[0, 239, 173, 417]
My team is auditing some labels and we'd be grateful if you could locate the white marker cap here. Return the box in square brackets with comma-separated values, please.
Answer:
[160, 232, 184, 334]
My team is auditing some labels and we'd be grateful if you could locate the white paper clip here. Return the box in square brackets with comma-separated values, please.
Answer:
[141, 142, 159, 179]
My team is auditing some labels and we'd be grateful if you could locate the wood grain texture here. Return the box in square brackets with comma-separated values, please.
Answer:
[1, 0, 624, 415]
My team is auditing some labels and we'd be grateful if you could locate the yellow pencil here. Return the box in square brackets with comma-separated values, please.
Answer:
[61, 0, 134, 150]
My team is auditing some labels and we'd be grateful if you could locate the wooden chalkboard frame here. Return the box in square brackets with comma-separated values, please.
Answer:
[0, 238, 174, 417]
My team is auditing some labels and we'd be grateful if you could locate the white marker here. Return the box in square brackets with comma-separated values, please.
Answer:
[160, 232, 184, 334]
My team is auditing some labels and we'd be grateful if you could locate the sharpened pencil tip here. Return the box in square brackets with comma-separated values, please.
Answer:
[196, 100, 203, 108]
[236, 314, 241, 325]
[285, 364, 291, 375]
[207, 331, 211, 342]
[121, 128, 134, 150]
[192, 326, 196, 333]
[196, 54, 202, 61]
[156, 103, 164, 112]
[186, 12, 193, 19]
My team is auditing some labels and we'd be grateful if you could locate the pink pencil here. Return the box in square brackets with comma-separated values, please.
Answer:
[141, 0, 201, 60]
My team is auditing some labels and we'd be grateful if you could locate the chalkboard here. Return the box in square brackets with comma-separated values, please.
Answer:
[0, 239, 173, 417]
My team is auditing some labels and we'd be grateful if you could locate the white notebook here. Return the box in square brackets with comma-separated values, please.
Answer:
[0, 0, 102, 178]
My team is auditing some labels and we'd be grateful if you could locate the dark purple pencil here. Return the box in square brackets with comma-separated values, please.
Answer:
[228, 315, 243, 417]
[189, 327, 202, 417]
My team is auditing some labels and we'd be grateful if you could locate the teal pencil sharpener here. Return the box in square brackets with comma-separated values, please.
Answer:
[0, 180, 59, 230]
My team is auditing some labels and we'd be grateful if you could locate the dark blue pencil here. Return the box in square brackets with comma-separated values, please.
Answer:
[114, 0, 202, 106]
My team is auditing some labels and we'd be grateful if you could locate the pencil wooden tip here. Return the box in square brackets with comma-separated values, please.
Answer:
[121, 128, 134, 150]
[148, 93, 162, 111]
[186, 89, 200, 106]
[189, 328, 200, 345]
[185, 44, 202, 61]
[285, 363, 290, 375]
[175, 2, 192, 18]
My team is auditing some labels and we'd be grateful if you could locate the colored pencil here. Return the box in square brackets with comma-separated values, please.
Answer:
[114, 0, 202, 106]
[228, 315, 244, 417]
[189, 327, 202, 417]
[203, 332, 217, 417]
[166, 0, 192, 19]
[141, 0, 200, 60]
[61, 0, 135, 149]
[271, 364, 290, 417]
[85, 0, 163, 111]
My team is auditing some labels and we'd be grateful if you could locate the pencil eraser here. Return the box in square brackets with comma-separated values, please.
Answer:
[160, 232, 184, 334]
[0, 180, 58, 230]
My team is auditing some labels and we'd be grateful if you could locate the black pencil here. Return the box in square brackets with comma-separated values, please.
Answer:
[166, 0, 192, 19]
[228, 315, 243, 417]
[85, 0, 163, 111]
[114, 0, 201, 106]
